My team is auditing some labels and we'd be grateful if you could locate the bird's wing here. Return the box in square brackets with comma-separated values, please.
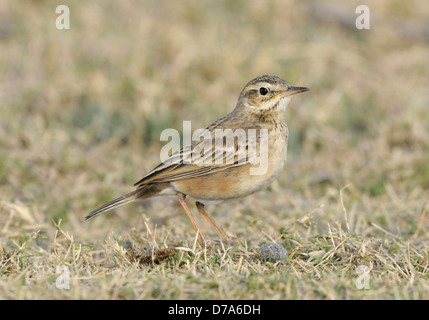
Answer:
[134, 119, 267, 188]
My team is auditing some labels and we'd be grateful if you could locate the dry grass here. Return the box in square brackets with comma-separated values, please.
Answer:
[1, 0, 429, 299]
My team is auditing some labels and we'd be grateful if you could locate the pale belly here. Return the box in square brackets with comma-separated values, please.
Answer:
[171, 138, 287, 204]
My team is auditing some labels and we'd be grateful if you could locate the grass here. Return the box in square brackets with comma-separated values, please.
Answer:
[1, 0, 429, 299]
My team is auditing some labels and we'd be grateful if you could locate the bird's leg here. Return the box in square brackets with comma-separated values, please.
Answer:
[196, 201, 231, 245]
[177, 193, 205, 245]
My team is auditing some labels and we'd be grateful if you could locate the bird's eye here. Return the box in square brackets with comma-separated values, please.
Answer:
[259, 87, 268, 95]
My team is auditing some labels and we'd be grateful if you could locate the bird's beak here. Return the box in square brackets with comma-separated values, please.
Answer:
[279, 86, 309, 97]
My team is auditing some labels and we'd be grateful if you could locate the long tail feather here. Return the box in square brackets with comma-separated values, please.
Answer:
[85, 190, 141, 220]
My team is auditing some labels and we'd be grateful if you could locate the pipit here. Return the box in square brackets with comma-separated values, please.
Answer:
[86, 75, 309, 245]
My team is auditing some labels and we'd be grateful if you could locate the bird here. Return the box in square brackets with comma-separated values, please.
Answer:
[85, 75, 309, 245]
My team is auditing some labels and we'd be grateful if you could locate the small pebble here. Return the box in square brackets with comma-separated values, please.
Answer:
[259, 243, 287, 262]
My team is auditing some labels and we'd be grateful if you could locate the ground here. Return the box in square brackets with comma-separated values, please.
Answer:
[1, 0, 429, 299]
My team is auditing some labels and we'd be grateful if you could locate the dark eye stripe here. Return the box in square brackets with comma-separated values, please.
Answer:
[244, 89, 258, 98]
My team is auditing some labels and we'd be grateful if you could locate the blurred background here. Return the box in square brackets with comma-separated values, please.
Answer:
[0, 0, 428, 242]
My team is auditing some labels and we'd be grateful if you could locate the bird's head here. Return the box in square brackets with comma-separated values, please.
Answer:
[237, 75, 309, 113]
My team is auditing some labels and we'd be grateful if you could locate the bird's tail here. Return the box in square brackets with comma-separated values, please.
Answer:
[85, 189, 142, 221]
